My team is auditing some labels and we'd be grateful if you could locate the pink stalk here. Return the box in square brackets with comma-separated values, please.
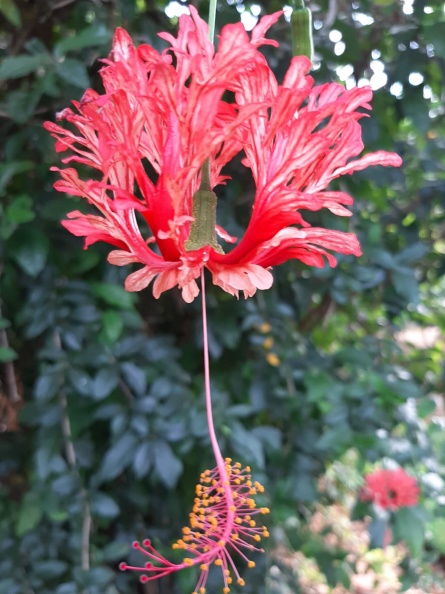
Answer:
[120, 269, 269, 593]
[201, 268, 236, 541]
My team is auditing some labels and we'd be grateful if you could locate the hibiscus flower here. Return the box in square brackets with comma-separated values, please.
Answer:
[44, 8, 401, 303]
[361, 468, 420, 511]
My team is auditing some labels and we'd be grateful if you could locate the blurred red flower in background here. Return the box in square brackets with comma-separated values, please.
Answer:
[361, 468, 420, 510]
[45, 8, 401, 303]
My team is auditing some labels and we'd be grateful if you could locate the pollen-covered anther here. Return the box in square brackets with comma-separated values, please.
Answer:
[248, 561, 256, 568]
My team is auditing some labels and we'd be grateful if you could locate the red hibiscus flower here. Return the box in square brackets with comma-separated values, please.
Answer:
[44, 8, 401, 303]
[361, 468, 420, 510]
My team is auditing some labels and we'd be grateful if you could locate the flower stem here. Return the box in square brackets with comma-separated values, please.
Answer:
[208, 0, 217, 43]
[200, 269, 235, 542]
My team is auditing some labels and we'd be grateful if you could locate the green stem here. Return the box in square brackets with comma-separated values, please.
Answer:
[208, 0, 217, 43]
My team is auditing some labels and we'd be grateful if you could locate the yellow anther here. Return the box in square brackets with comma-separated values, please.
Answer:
[182, 527, 191, 534]
[249, 520, 256, 527]
[232, 534, 239, 540]
[235, 517, 242, 524]
[199, 588, 206, 594]
[225, 457, 232, 463]
[237, 578, 245, 587]
[172, 543, 179, 549]
[259, 322, 272, 333]
[184, 558, 194, 566]
[266, 352, 280, 367]
[248, 561, 256, 568]
[224, 570, 230, 577]
[246, 480, 252, 487]
[245, 466, 251, 472]
[263, 530, 270, 538]
[214, 559, 223, 566]
[227, 577, 233, 584]
[254, 535, 261, 542]
[260, 507, 270, 514]
[229, 506, 236, 512]
[223, 588, 230, 594]
[249, 488, 257, 495]
[234, 479, 241, 485]
[263, 336, 274, 349]
[218, 540, 226, 547]
[235, 462, 241, 468]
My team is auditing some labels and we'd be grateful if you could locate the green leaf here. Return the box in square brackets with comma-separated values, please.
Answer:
[230, 421, 265, 469]
[16, 501, 42, 535]
[34, 560, 68, 579]
[0, 161, 33, 195]
[154, 439, 183, 488]
[0, 53, 47, 80]
[55, 58, 90, 89]
[427, 517, 445, 553]
[133, 441, 153, 478]
[92, 282, 136, 309]
[392, 506, 425, 557]
[0, 346, 17, 362]
[423, 22, 445, 60]
[101, 541, 129, 561]
[90, 492, 120, 518]
[101, 310, 124, 343]
[0, 0, 21, 27]
[54, 25, 111, 56]
[9, 227, 49, 276]
[92, 368, 119, 400]
[99, 433, 138, 481]
[6, 88, 42, 123]
[6, 195, 35, 223]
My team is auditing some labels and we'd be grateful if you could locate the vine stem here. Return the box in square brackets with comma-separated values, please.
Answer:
[200, 269, 235, 542]
[54, 331, 91, 575]
[208, 0, 217, 43]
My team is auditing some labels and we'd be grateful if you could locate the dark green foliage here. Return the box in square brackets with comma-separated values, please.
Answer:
[1, 1, 445, 593]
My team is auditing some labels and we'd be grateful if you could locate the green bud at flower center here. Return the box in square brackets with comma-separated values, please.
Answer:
[184, 160, 224, 254]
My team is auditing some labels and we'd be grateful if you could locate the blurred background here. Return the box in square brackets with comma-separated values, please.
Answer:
[1, 0, 445, 592]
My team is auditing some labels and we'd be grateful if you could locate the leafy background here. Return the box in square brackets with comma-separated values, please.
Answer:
[1, 0, 445, 593]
